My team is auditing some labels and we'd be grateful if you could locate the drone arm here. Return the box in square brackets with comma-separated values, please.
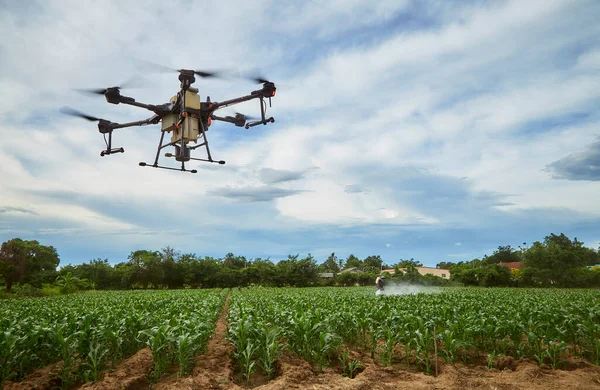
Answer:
[245, 116, 275, 129]
[110, 115, 160, 130]
[211, 93, 260, 111]
[120, 98, 157, 112]
[104, 90, 159, 113]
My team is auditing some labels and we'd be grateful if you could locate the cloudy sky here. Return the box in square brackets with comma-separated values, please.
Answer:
[1, 0, 599, 268]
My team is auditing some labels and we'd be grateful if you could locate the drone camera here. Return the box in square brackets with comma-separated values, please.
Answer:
[174, 145, 191, 162]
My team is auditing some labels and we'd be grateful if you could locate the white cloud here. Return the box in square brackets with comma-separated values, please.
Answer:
[1, 0, 599, 264]
[455, 242, 462, 246]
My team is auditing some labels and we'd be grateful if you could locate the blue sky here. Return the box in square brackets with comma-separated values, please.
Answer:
[1, 0, 599, 268]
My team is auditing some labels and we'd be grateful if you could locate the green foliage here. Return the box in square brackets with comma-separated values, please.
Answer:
[397, 258, 423, 268]
[334, 271, 377, 286]
[338, 347, 363, 378]
[0, 289, 226, 386]
[0, 238, 59, 292]
[2, 231, 599, 294]
[318, 252, 341, 273]
[521, 234, 598, 287]
[436, 261, 456, 270]
[226, 286, 600, 379]
[483, 245, 522, 265]
[343, 254, 363, 269]
[12, 283, 43, 297]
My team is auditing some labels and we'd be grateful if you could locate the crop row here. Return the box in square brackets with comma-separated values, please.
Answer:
[226, 286, 600, 379]
[0, 289, 227, 387]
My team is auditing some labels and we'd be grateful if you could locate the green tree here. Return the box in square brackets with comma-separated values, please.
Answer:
[319, 252, 340, 273]
[74, 258, 116, 289]
[483, 245, 521, 265]
[0, 238, 60, 292]
[160, 247, 185, 289]
[363, 255, 383, 273]
[127, 250, 162, 288]
[344, 254, 362, 269]
[402, 263, 422, 283]
[223, 252, 247, 269]
[253, 258, 276, 286]
[397, 258, 422, 268]
[55, 271, 87, 294]
[521, 233, 595, 287]
[436, 261, 456, 270]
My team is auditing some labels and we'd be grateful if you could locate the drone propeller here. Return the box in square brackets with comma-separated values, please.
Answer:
[59, 106, 103, 122]
[74, 76, 147, 96]
[233, 112, 258, 120]
[248, 76, 272, 84]
[232, 67, 275, 84]
[136, 59, 226, 79]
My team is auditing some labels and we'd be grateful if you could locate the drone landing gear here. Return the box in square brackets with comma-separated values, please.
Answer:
[138, 161, 197, 174]
[101, 147, 124, 156]
[138, 118, 224, 174]
[99, 128, 125, 156]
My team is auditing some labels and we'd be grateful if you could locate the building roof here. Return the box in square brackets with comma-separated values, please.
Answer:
[384, 266, 451, 274]
[340, 267, 363, 273]
[499, 262, 521, 269]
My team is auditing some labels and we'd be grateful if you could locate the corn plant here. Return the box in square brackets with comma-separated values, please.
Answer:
[53, 323, 78, 389]
[378, 325, 399, 366]
[545, 340, 569, 369]
[314, 331, 342, 373]
[0, 331, 24, 383]
[412, 327, 434, 375]
[81, 340, 109, 383]
[338, 347, 363, 379]
[257, 325, 284, 379]
[173, 332, 195, 377]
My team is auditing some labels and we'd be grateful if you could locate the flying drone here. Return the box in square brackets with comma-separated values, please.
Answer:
[60, 65, 277, 174]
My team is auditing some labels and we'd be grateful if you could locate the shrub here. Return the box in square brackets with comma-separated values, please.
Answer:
[12, 284, 43, 297]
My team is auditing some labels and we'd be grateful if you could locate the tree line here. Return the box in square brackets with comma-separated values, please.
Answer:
[1, 232, 599, 294]
[438, 233, 600, 287]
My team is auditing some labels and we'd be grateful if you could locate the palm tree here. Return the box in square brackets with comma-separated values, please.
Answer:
[55, 272, 82, 293]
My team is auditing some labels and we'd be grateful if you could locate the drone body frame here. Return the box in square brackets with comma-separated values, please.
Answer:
[62, 68, 276, 174]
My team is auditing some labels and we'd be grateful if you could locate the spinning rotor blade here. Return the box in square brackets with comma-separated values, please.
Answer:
[74, 76, 147, 96]
[235, 112, 258, 120]
[247, 75, 272, 84]
[59, 106, 102, 122]
[234, 68, 274, 84]
[136, 59, 227, 79]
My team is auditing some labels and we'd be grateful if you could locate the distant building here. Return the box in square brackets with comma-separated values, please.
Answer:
[318, 272, 335, 278]
[340, 267, 363, 273]
[499, 262, 522, 270]
[383, 266, 451, 279]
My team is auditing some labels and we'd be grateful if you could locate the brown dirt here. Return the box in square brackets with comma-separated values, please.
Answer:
[151, 292, 240, 390]
[2, 362, 62, 390]
[77, 348, 153, 390]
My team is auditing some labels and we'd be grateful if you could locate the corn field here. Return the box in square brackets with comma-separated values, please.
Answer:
[0, 289, 227, 387]
[226, 286, 600, 379]
[1, 286, 599, 388]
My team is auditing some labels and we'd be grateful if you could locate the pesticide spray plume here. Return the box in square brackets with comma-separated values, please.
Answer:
[377, 280, 443, 296]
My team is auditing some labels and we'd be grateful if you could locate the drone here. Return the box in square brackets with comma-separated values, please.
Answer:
[60, 66, 276, 174]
